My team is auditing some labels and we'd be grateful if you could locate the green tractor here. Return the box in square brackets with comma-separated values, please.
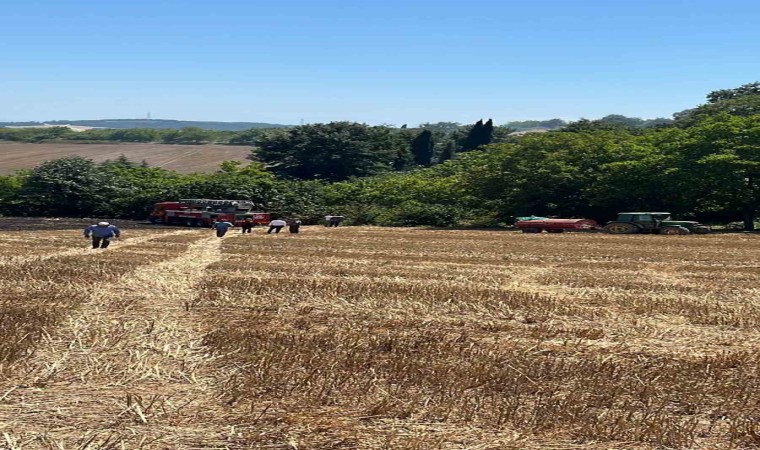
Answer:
[603, 212, 711, 235]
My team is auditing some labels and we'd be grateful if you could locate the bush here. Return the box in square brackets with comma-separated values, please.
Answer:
[724, 221, 760, 231]
[374, 202, 461, 227]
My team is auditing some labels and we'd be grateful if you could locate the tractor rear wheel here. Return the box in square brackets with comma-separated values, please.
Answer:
[604, 223, 640, 234]
[660, 226, 690, 235]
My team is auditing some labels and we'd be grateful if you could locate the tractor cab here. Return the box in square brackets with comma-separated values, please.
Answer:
[605, 212, 710, 235]
[615, 212, 671, 230]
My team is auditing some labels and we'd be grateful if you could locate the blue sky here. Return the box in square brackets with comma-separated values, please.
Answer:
[2, 0, 759, 125]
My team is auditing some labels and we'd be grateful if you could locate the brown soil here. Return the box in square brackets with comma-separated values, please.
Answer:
[0, 142, 251, 174]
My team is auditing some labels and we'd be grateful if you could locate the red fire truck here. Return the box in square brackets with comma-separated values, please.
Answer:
[148, 199, 270, 227]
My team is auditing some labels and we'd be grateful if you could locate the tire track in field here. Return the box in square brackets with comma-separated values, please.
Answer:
[0, 235, 237, 449]
[154, 146, 204, 168]
[0, 229, 196, 268]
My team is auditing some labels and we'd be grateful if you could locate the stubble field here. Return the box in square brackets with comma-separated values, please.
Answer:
[0, 225, 759, 449]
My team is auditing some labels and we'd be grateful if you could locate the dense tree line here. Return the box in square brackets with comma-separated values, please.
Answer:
[0, 126, 237, 144]
[502, 116, 672, 132]
[0, 119, 288, 131]
[1, 83, 759, 228]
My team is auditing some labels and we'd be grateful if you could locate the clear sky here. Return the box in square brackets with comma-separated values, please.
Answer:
[2, 0, 759, 125]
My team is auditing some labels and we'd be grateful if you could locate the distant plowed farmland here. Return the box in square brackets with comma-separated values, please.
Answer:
[0, 142, 251, 173]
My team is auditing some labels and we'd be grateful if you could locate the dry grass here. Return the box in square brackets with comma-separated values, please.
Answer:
[1, 227, 760, 449]
[0, 230, 193, 369]
[197, 229, 760, 449]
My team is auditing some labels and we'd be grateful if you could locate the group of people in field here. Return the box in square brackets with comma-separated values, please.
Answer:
[212, 215, 344, 237]
[82, 214, 346, 248]
[212, 218, 302, 237]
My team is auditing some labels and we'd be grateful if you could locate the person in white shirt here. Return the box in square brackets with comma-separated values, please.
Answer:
[267, 219, 287, 234]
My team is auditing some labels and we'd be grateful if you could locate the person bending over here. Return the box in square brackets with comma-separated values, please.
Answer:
[213, 220, 234, 237]
[267, 218, 287, 234]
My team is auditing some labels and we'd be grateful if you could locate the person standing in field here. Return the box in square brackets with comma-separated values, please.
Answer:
[267, 218, 287, 234]
[289, 219, 302, 234]
[213, 220, 234, 238]
[241, 218, 254, 234]
[84, 221, 121, 249]
[327, 215, 344, 227]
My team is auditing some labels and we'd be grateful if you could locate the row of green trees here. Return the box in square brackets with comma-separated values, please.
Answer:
[0, 126, 238, 144]
[0, 114, 668, 145]
[1, 112, 757, 227]
[0, 120, 506, 182]
[2, 83, 759, 228]
[0, 115, 680, 187]
[0, 120, 497, 147]
[503, 116, 673, 132]
[249, 119, 502, 181]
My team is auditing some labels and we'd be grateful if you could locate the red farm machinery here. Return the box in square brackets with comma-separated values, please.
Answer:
[515, 217, 601, 233]
[515, 212, 710, 235]
[149, 199, 270, 228]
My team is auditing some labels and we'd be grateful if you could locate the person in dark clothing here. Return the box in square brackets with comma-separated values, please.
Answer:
[84, 222, 121, 249]
[241, 218, 254, 234]
[289, 219, 302, 234]
[327, 215, 344, 227]
[267, 219, 287, 234]
[213, 220, 234, 237]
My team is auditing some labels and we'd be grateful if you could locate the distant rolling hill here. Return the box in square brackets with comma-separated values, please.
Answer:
[0, 142, 251, 174]
[0, 119, 291, 131]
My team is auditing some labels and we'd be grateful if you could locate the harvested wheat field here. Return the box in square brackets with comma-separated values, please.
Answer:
[1, 226, 760, 449]
[0, 142, 251, 174]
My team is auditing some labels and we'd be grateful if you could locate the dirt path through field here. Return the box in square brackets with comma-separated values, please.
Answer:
[0, 234, 235, 449]
[0, 230, 195, 268]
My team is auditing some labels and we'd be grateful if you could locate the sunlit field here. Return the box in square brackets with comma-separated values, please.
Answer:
[1, 225, 759, 449]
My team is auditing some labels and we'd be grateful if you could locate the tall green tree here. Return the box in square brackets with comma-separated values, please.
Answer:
[439, 140, 456, 163]
[675, 81, 760, 126]
[252, 122, 398, 181]
[461, 119, 494, 152]
[483, 118, 494, 143]
[98, 159, 197, 218]
[0, 173, 24, 214]
[463, 131, 634, 220]
[706, 81, 760, 103]
[411, 130, 434, 166]
[461, 120, 484, 152]
[18, 157, 117, 216]
[266, 180, 328, 222]
[584, 129, 684, 214]
[180, 160, 275, 202]
[676, 114, 760, 229]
